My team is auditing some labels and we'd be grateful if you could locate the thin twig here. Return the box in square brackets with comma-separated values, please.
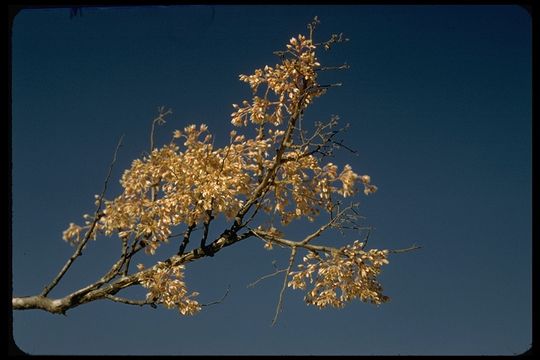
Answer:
[104, 294, 157, 308]
[247, 269, 287, 288]
[332, 139, 358, 155]
[315, 32, 349, 51]
[168, 233, 185, 239]
[149, 107, 172, 202]
[316, 83, 342, 89]
[316, 64, 350, 72]
[41, 134, 124, 297]
[361, 227, 372, 249]
[122, 235, 144, 276]
[178, 223, 196, 255]
[389, 245, 422, 254]
[150, 106, 172, 151]
[118, 236, 130, 275]
[251, 229, 337, 255]
[240, 187, 271, 228]
[271, 247, 297, 326]
[201, 285, 231, 307]
[299, 205, 352, 245]
[200, 209, 215, 249]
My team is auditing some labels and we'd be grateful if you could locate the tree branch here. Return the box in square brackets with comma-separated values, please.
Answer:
[40, 134, 124, 297]
[14, 230, 255, 314]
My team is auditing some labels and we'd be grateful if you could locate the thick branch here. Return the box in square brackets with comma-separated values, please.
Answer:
[13, 231, 254, 314]
[12, 296, 72, 315]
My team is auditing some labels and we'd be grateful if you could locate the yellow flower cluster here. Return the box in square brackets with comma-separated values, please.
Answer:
[137, 262, 201, 315]
[288, 241, 390, 308]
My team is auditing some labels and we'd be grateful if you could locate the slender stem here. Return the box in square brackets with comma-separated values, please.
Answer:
[201, 285, 231, 307]
[150, 107, 172, 151]
[41, 134, 124, 297]
[271, 247, 297, 326]
[389, 245, 422, 254]
[104, 295, 156, 308]
[178, 223, 196, 255]
[247, 269, 287, 288]
[200, 210, 214, 249]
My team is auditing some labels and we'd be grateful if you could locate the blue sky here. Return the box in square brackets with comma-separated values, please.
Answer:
[11, 5, 531, 355]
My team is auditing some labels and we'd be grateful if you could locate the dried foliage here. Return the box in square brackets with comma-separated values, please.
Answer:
[13, 17, 418, 322]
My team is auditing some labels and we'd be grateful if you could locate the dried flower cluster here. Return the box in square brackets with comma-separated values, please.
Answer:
[288, 241, 390, 308]
[137, 262, 201, 315]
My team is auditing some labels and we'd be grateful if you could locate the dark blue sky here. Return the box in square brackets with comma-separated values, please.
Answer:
[11, 5, 531, 355]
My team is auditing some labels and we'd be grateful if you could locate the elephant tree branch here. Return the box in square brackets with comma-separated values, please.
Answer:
[13, 18, 419, 322]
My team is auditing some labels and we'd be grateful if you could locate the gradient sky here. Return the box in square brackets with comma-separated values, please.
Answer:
[11, 5, 531, 355]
